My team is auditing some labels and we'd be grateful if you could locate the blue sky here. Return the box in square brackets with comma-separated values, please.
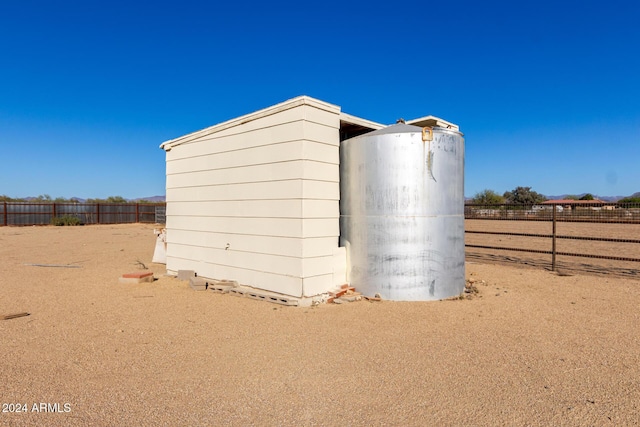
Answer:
[1, 0, 639, 199]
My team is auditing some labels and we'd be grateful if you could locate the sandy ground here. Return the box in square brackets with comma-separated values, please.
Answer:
[1, 224, 640, 426]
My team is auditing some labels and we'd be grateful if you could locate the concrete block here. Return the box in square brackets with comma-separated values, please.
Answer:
[178, 270, 196, 281]
[189, 277, 208, 291]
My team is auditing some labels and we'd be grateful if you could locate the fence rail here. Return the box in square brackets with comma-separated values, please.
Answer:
[0, 202, 166, 226]
[465, 202, 640, 277]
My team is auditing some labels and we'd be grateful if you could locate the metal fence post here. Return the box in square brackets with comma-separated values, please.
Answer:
[96, 203, 100, 224]
[52, 203, 56, 222]
[3, 201, 6, 226]
[552, 203, 557, 271]
[135, 203, 139, 223]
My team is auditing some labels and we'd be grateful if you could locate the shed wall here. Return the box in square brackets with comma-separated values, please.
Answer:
[164, 101, 342, 297]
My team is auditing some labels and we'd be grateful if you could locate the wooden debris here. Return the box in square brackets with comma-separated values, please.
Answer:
[2, 312, 30, 320]
[24, 263, 82, 268]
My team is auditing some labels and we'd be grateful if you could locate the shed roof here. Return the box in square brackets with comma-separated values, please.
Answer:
[160, 95, 457, 151]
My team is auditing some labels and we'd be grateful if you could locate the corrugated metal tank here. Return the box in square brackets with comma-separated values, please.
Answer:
[339, 123, 465, 301]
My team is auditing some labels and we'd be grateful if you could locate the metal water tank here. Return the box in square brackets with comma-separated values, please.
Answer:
[339, 123, 465, 301]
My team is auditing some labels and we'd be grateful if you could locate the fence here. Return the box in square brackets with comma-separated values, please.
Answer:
[465, 202, 640, 277]
[0, 202, 166, 226]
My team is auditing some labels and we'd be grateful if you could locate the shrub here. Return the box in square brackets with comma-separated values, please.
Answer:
[51, 215, 82, 226]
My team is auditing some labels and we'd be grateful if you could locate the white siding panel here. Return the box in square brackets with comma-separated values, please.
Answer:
[301, 218, 338, 238]
[168, 216, 337, 238]
[167, 162, 304, 188]
[168, 200, 336, 219]
[167, 161, 337, 188]
[300, 199, 338, 218]
[166, 180, 302, 202]
[201, 106, 307, 140]
[302, 274, 334, 297]
[302, 256, 334, 278]
[169, 216, 303, 237]
[167, 230, 337, 259]
[302, 120, 340, 146]
[300, 161, 339, 182]
[303, 105, 341, 131]
[167, 141, 304, 175]
[301, 237, 339, 258]
[167, 120, 306, 161]
[166, 256, 303, 297]
[301, 180, 339, 200]
[167, 200, 303, 218]
[168, 243, 304, 277]
[167, 229, 304, 257]
[302, 140, 338, 164]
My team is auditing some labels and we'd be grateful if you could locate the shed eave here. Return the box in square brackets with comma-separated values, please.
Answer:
[339, 112, 385, 130]
[159, 95, 341, 151]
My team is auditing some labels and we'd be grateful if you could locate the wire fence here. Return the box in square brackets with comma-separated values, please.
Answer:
[465, 202, 640, 277]
[0, 202, 166, 226]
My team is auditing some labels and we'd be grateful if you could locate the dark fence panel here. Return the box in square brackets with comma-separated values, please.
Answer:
[465, 202, 640, 276]
[0, 202, 166, 226]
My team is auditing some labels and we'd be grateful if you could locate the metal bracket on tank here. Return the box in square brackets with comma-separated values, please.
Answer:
[422, 127, 436, 182]
[421, 127, 433, 142]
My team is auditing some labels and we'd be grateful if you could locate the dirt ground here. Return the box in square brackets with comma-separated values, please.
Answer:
[1, 224, 639, 426]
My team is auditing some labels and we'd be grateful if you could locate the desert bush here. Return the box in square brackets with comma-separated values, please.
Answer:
[51, 215, 82, 226]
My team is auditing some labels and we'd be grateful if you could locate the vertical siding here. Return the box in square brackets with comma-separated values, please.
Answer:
[165, 100, 341, 298]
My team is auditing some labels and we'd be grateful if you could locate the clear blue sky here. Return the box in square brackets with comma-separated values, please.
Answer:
[1, 0, 639, 200]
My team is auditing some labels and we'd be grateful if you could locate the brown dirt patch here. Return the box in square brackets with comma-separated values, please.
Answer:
[1, 224, 639, 425]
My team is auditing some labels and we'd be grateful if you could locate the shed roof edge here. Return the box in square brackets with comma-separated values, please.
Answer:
[160, 96, 341, 151]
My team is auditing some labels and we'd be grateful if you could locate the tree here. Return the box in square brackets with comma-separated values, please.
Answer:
[503, 186, 547, 204]
[617, 197, 640, 204]
[87, 196, 128, 204]
[579, 193, 594, 200]
[0, 195, 25, 202]
[32, 194, 52, 202]
[106, 196, 128, 203]
[471, 189, 505, 205]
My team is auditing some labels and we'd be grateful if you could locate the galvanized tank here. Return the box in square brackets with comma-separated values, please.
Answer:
[339, 123, 465, 301]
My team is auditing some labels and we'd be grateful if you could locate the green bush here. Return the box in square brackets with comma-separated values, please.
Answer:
[51, 215, 82, 226]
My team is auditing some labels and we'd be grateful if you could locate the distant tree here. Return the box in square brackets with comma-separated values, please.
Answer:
[87, 196, 128, 204]
[53, 197, 72, 203]
[579, 193, 594, 200]
[565, 195, 579, 200]
[503, 186, 547, 204]
[471, 189, 505, 205]
[106, 196, 128, 203]
[0, 195, 25, 202]
[32, 194, 52, 202]
[617, 197, 640, 204]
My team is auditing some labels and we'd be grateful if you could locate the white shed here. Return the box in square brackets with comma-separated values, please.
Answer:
[160, 96, 456, 304]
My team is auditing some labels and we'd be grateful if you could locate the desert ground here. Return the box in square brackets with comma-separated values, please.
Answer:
[1, 224, 639, 426]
